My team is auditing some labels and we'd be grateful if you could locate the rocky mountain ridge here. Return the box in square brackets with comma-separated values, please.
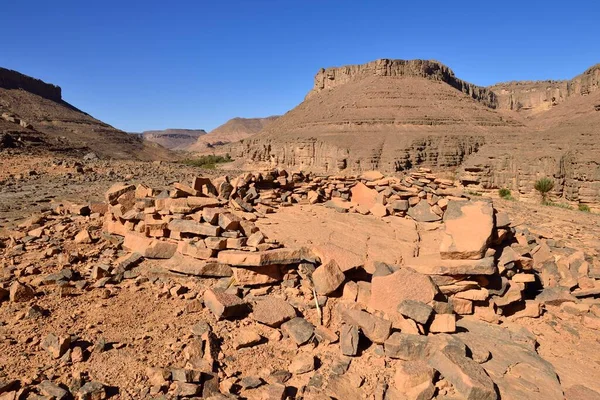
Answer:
[309, 59, 498, 108]
[141, 129, 207, 150]
[188, 116, 279, 153]
[0, 67, 62, 102]
[0, 68, 174, 160]
[490, 64, 600, 114]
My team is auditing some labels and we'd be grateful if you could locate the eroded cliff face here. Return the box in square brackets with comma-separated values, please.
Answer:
[489, 64, 600, 113]
[0, 68, 62, 102]
[459, 89, 600, 209]
[309, 59, 498, 108]
[235, 135, 485, 173]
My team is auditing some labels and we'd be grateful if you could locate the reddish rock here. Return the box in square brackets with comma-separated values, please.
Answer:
[123, 232, 177, 259]
[311, 243, 364, 272]
[565, 385, 600, 400]
[340, 307, 391, 344]
[281, 317, 314, 345]
[428, 314, 456, 333]
[252, 297, 296, 327]
[165, 253, 232, 277]
[9, 281, 35, 302]
[168, 219, 220, 236]
[312, 260, 345, 295]
[440, 200, 494, 260]
[204, 289, 246, 319]
[340, 324, 359, 356]
[74, 229, 93, 244]
[106, 182, 135, 204]
[233, 265, 283, 285]
[370, 203, 388, 218]
[177, 241, 215, 260]
[407, 200, 442, 222]
[369, 268, 438, 317]
[217, 248, 315, 267]
[41, 333, 71, 359]
[350, 182, 378, 209]
[428, 347, 497, 400]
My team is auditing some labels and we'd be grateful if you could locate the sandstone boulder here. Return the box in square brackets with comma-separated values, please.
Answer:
[350, 182, 378, 209]
[370, 268, 438, 317]
[407, 201, 442, 222]
[204, 289, 246, 319]
[312, 260, 345, 295]
[123, 232, 177, 259]
[428, 346, 497, 400]
[440, 200, 494, 260]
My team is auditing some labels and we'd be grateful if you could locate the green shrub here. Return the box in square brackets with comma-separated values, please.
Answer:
[578, 204, 591, 212]
[467, 191, 482, 197]
[181, 154, 232, 169]
[534, 177, 554, 203]
[498, 188, 512, 199]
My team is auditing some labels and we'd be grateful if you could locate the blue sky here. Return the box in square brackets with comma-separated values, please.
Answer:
[1, 0, 598, 132]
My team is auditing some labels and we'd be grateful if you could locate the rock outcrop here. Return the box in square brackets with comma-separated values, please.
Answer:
[309, 59, 498, 108]
[490, 64, 600, 113]
[0, 67, 62, 102]
[460, 76, 600, 209]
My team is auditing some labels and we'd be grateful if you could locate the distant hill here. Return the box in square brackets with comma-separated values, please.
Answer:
[0, 67, 174, 160]
[141, 129, 207, 150]
[187, 116, 278, 152]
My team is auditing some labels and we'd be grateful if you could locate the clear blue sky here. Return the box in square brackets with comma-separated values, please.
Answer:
[1, 0, 598, 132]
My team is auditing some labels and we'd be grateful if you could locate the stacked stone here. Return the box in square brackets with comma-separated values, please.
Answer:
[319, 168, 460, 221]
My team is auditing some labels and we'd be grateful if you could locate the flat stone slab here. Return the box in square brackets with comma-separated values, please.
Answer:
[456, 319, 564, 400]
[164, 253, 232, 277]
[404, 255, 496, 275]
[217, 248, 315, 267]
[256, 205, 418, 267]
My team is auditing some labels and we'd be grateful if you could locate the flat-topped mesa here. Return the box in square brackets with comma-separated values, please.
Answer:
[308, 59, 498, 108]
[0, 67, 62, 102]
[490, 64, 600, 112]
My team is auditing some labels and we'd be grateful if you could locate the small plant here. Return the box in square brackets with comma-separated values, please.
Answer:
[181, 154, 232, 169]
[498, 188, 512, 199]
[578, 204, 591, 213]
[534, 177, 554, 203]
[467, 190, 482, 197]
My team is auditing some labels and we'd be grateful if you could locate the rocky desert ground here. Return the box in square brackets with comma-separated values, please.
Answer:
[1, 59, 600, 400]
[2, 149, 600, 400]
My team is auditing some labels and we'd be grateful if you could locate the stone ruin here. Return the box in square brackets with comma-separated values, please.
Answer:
[1, 168, 600, 399]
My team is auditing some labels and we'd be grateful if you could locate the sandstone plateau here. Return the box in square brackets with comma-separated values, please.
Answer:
[232, 59, 600, 207]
